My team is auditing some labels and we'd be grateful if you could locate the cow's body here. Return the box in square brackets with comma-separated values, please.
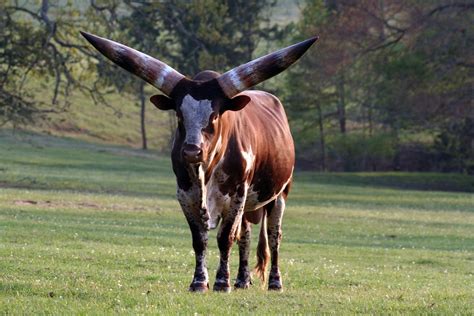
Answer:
[170, 74, 295, 291]
[81, 31, 317, 292]
[174, 89, 294, 219]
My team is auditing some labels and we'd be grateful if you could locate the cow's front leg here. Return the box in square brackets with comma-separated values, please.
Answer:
[186, 217, 209, 292]
[178, 186, 210, 292]
[213, 191, 246, 292]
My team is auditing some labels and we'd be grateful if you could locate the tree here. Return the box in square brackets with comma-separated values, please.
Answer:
[156, 0, 280, 75]
[0, 0, 117, 126]
[284, 0, 473, 172]
[84, 0, 281, 150]
[85, 1, 171, 150]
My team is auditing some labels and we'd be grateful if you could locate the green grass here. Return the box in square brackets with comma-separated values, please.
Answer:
[6, 81, 173, 150]
[1, 131, 473, 314]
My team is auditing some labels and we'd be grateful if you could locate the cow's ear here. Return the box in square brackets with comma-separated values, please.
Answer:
[150, 95, 175, 111]
[223, 95, 251, 112]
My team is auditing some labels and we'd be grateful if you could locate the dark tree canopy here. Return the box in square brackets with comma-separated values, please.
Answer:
[284, 0, 473, 172]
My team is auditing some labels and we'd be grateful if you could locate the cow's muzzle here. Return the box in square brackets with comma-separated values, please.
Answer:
[183, 144, 203, 163]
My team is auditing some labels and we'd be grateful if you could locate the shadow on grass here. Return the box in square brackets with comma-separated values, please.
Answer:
[287, 234, 474, 252]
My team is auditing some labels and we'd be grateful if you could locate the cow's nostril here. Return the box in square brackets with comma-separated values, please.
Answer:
[184, 149, 202, 157]
[183, 145, 203, 163]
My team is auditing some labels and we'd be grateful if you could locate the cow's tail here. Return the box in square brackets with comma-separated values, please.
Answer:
[254, 208, 270, 286]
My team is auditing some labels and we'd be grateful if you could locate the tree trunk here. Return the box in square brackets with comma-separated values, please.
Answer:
[139, 82, 148, 150]
[336, 72, 346, 134]
[368, 101, 373, 137]
[316, 102, 326, 171]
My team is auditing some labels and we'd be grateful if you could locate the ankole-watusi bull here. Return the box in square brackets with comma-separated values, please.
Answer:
[81, 31, 318, 292]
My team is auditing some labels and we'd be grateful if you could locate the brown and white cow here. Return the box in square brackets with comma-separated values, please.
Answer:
[81, 31, 318, 292]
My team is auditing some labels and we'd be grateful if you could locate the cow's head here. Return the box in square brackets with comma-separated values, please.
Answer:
[81, 32, 318, 164]
[148, 71, 253, 164]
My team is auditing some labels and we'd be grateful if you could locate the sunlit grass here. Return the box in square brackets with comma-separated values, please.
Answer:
[3, 81, 173, 150]
[0, 132, 473, 314]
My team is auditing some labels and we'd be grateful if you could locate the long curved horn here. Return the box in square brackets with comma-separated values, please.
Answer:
[80, 31, 184, 96]
[217, 36, 319, 98]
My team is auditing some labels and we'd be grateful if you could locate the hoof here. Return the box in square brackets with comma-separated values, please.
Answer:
[234, 280, 251, 289]
[213, 282, 231, 293]
[268, 282, 283, 291]
[189, 282, 209, 293]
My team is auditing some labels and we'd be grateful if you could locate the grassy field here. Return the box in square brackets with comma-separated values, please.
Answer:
[6, 81, 174, 150]
[1, 131, 473, 314]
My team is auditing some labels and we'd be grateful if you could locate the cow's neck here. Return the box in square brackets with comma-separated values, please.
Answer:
[203, 112, 235, 181]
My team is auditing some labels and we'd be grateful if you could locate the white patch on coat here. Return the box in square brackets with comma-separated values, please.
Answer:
[244, 174, 292, 212]
[205, 134, 222, 170]
[197, 164, 206, 207]
[206, 160, 230, 229]
[177, 184, 202, 212]
[206, 154, 252, 231]
[229, 182, 248, 237]
[176, 164, 209, 228]
[181, 95, 214, 146]
[241, 147, 255, 174]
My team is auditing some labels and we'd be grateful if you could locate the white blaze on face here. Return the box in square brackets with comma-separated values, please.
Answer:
[181, 95, 214, 146]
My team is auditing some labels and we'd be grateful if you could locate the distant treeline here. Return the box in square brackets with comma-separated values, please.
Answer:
[1, 0, 473, 173]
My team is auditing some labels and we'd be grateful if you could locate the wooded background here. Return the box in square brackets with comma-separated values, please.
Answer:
[1, 0, 473, 173]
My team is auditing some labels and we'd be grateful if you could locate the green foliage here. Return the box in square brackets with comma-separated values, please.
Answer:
[434, 118, 474, 173]
[1, 5, 42, 124]
[2, 0, 472, 170]
[0, 132, 473, 313]
[283, 0, 473, 171]
[1, 1, 93, 125]
[157, 0, 281, 75]
[328, 133, 396, 171]
[89, 2, 170, 93]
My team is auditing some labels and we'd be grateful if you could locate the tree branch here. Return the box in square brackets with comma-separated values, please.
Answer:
[428, 3, 474, 16]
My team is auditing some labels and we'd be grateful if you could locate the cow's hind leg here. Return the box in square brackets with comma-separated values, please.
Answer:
[234, 215, 252, 289]
[267, 193, 286, 291]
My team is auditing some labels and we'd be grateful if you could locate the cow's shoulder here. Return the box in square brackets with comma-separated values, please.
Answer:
[215, 136, 252, 197]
